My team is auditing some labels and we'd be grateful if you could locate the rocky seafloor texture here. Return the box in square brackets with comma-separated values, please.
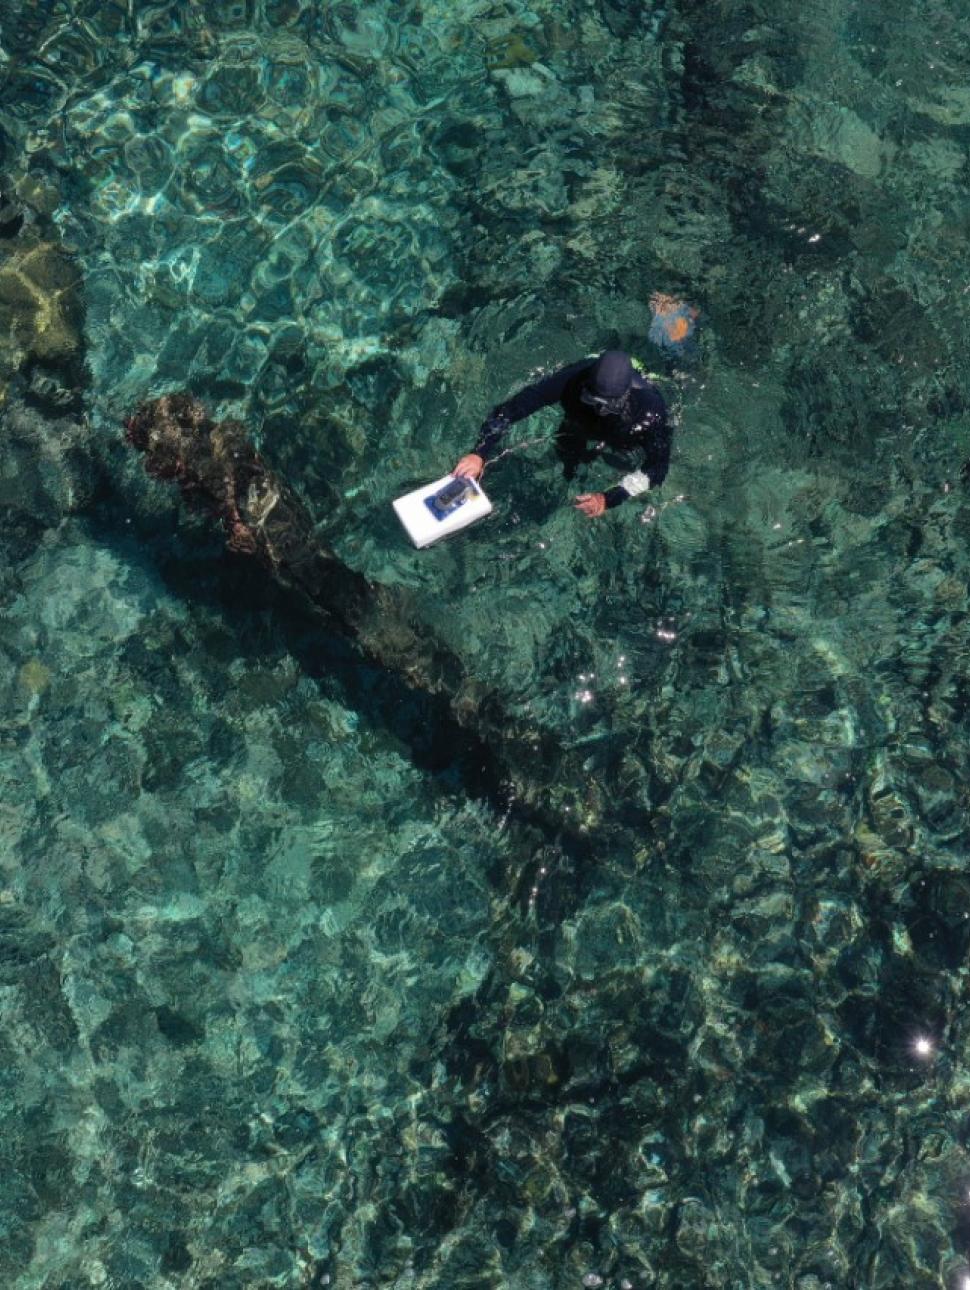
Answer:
[3, 0, 970, 1287]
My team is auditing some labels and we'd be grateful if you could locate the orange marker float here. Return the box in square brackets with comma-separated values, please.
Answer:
[649, 291, 699, 353]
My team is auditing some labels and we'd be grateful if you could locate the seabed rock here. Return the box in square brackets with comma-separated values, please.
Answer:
[124, 392, 646, 850]
[0, 239, 82, 387]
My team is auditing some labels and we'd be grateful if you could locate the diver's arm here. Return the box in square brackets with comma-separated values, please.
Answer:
[602, 471, 651, 509]
[473, 359, 593, 460]
[575, 492, 607, 517]
[602, 446, 666, 507]
[601, 441, 662, 506]
[640, 417, 672, 488]
[603, 391, 672, 508]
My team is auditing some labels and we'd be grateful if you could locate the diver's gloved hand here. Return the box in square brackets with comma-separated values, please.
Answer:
[574, 492, 606, 518]
[453, 453, 485, 480]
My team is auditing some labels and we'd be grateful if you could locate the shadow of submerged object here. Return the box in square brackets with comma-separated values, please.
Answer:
[125, 394, 643, 872]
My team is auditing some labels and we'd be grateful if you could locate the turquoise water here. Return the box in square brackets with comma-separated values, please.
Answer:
[3, 0, 970, 1286]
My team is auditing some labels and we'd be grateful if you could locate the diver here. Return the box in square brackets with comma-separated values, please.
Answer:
[452, 350, 671, 518]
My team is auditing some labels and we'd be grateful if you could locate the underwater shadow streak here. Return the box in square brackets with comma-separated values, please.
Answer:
[121, 393, 627, 909]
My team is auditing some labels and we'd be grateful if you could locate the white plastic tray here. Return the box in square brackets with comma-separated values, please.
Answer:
[393, 474, 492, 548]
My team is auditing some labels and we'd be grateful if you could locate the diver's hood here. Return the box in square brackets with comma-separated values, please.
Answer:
[592, 350, 634, 397]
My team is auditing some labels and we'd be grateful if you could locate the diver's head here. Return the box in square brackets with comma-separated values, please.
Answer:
[582, 350, 634, 416]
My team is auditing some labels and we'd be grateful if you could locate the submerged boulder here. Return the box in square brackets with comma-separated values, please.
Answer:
[0, 239, 82, 391]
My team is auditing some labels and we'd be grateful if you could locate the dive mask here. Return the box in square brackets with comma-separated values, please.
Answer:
[581, 386, 629, 417]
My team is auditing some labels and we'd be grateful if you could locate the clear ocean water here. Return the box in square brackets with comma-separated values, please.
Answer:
[2, 1, 970, 1287]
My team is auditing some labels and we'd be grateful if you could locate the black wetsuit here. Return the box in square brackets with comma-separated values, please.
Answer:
[474, 358, 671, 508]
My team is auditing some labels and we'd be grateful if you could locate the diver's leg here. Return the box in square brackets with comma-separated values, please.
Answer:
[554, 423, 594, 481]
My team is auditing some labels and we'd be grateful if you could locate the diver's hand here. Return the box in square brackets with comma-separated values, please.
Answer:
[453, 453, 484, 480]
[574, 492, 607, 518]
